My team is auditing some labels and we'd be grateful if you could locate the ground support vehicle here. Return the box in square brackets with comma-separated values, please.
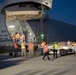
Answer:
[59, 46, 76, 56]
[48, 45, 76, 56]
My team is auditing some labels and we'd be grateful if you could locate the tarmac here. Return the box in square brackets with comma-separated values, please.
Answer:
[0, 53, 76, 75]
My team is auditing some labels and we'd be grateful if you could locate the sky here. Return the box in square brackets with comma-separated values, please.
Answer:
[0, 0, 4, 3]
[45, 0, 76, 25]
[0, 0, 76, 25]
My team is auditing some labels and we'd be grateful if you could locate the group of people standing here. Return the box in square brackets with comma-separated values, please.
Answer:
[13, 32, 34, 58]
[12, 32, 59, 60]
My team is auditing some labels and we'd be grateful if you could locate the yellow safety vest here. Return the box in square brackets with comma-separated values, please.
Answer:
[21, 42, 25, 49]
[52, 43, 58, 50]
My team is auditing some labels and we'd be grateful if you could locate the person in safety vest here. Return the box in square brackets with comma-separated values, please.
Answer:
[42, 42, 50, 60]
[21, 41, 26, 58]
[28, 42, 34, 58]
[13, 41, 19, 57]
[41, 41, 46, 55]
[15, 32, 20, 44]
[52, 42, 59, 58]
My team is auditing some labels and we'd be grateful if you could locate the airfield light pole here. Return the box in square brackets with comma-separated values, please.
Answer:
[40, 4, 45, 42]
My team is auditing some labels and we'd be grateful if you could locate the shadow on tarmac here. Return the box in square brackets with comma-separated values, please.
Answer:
[0, 54, 24, 69]
[0, 53, 41, 70]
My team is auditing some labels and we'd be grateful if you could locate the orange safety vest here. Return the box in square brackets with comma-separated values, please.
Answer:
[44, 45, 49, 52]
[28, 43, 34, 50]
[41, 42, 46, 48]
[14, 42, 19, 49]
